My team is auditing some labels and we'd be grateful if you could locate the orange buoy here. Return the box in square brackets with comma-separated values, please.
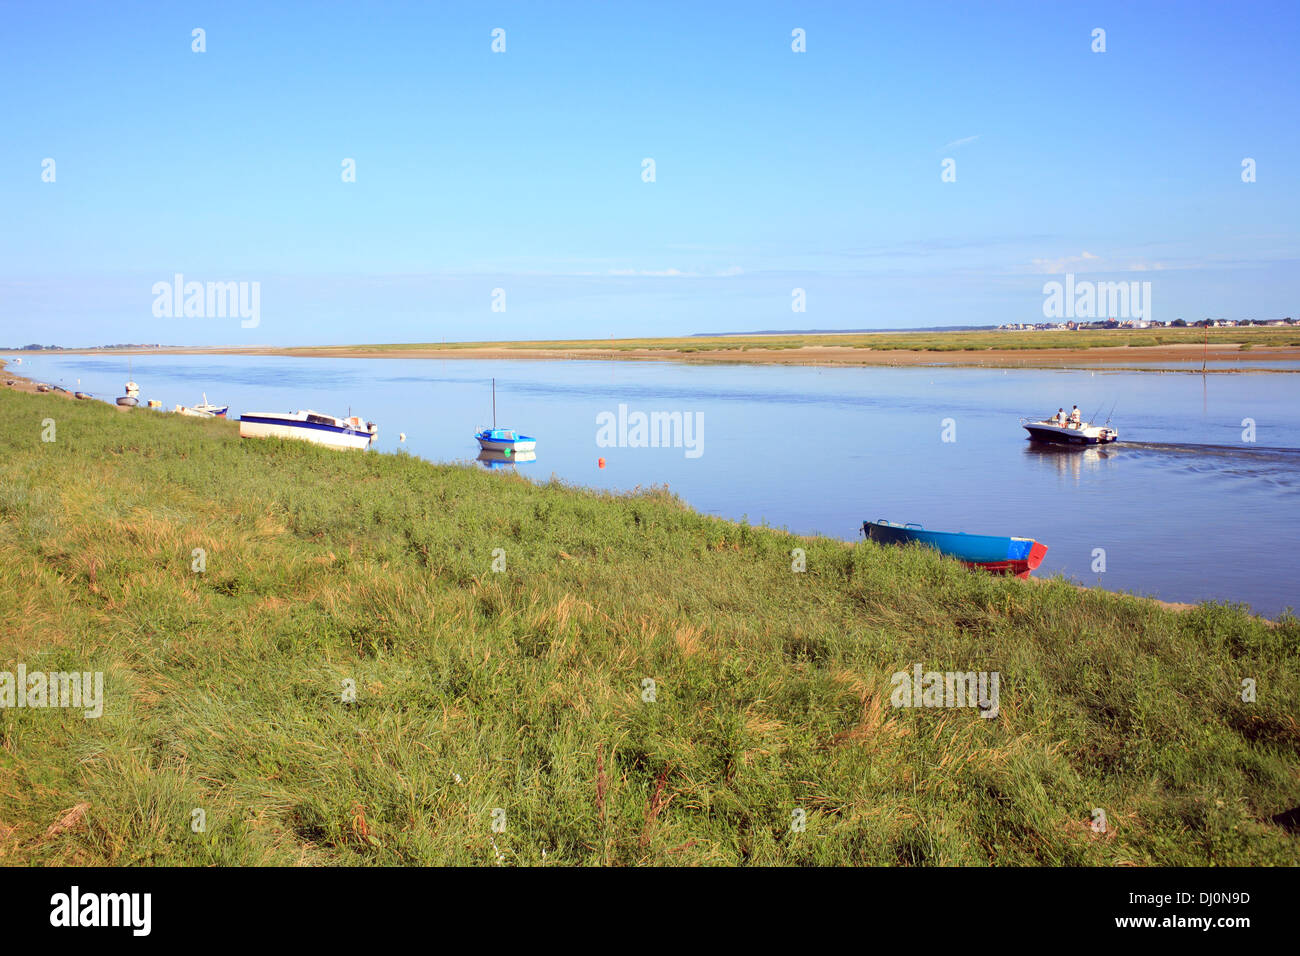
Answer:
[597, 458, 605, 469]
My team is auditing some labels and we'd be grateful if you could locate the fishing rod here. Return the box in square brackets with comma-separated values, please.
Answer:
[1103, 400, 1117, 426]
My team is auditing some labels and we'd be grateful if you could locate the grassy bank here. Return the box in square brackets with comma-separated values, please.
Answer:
[1, 388, 1296, 866]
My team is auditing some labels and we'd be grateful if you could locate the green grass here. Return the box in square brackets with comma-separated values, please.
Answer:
[283, 326, 1300, 358]
[1, 389, 1296, 866]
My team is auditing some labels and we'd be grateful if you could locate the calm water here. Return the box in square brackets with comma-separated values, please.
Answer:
[15, 353, 1300, 616]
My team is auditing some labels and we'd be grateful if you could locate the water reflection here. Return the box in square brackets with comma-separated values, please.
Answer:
[477, 449, 538, 470]
[1022, 441, 1117, 480]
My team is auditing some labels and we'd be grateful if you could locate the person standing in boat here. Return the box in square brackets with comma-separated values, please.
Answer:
[1069, 405, 1081, 427]
[1055, 408, 1067, 425]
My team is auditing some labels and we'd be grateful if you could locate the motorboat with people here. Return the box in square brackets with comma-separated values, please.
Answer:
[1022, 405, 1117, 445]
[238, 410, 378, 450]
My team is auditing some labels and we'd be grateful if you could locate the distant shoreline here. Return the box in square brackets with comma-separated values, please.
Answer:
[6, 328, 1300, 372]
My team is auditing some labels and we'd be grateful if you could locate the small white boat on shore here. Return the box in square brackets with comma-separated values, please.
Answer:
[174, 395, 228, 418]
[173, 404, 213, 418]
[193, 394, 228, 417]
[238, 410, 378, 450]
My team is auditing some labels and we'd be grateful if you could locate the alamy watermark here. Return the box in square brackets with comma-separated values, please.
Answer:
[596, 404, 703, 458]
[50, 886, 150, 936]
[152, 273, 260, 328]
[890, 664, 999, 718]
[1042, 273, 1152, 322]
[0, 666, 103, 718]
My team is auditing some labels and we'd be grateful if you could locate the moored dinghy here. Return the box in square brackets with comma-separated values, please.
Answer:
[864, 519, 1048, 579]
[475, 427, 537, 453]
[474, 377, 536, 453]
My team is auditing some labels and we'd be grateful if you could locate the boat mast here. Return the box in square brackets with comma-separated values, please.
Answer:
[492, 378, 496, 428]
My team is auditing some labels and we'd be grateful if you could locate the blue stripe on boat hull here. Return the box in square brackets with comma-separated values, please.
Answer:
[239, 415, 365, 437]
[864, 522, 1033, 563]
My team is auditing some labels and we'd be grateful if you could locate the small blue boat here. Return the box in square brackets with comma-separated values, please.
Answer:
[475, 378, 535, 453]
[475, 427, 537, 454]
[863, 520, 1048, 578]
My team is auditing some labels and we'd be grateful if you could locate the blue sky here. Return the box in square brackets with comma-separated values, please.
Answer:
[1, 0, 1297, 345]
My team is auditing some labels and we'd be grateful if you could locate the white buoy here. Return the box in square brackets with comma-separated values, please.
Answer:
[399, 432, 406, 442]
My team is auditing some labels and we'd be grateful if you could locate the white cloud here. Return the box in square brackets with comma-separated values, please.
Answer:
[1031, 251, 1101, 274]
[605, 267, 744, 278]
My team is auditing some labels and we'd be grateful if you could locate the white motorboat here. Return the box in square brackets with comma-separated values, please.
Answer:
[1022, 416, 1118, 445]
[238, 410, 378, 450]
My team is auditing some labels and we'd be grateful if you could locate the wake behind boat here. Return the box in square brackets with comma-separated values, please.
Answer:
[239, 410, 378, 450]
[864, 519, 1048, 578]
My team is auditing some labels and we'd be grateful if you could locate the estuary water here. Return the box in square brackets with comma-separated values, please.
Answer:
[15, 352, 1300, 616]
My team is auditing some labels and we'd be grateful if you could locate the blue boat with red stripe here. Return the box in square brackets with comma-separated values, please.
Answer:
[863, 519, 1049, 579]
